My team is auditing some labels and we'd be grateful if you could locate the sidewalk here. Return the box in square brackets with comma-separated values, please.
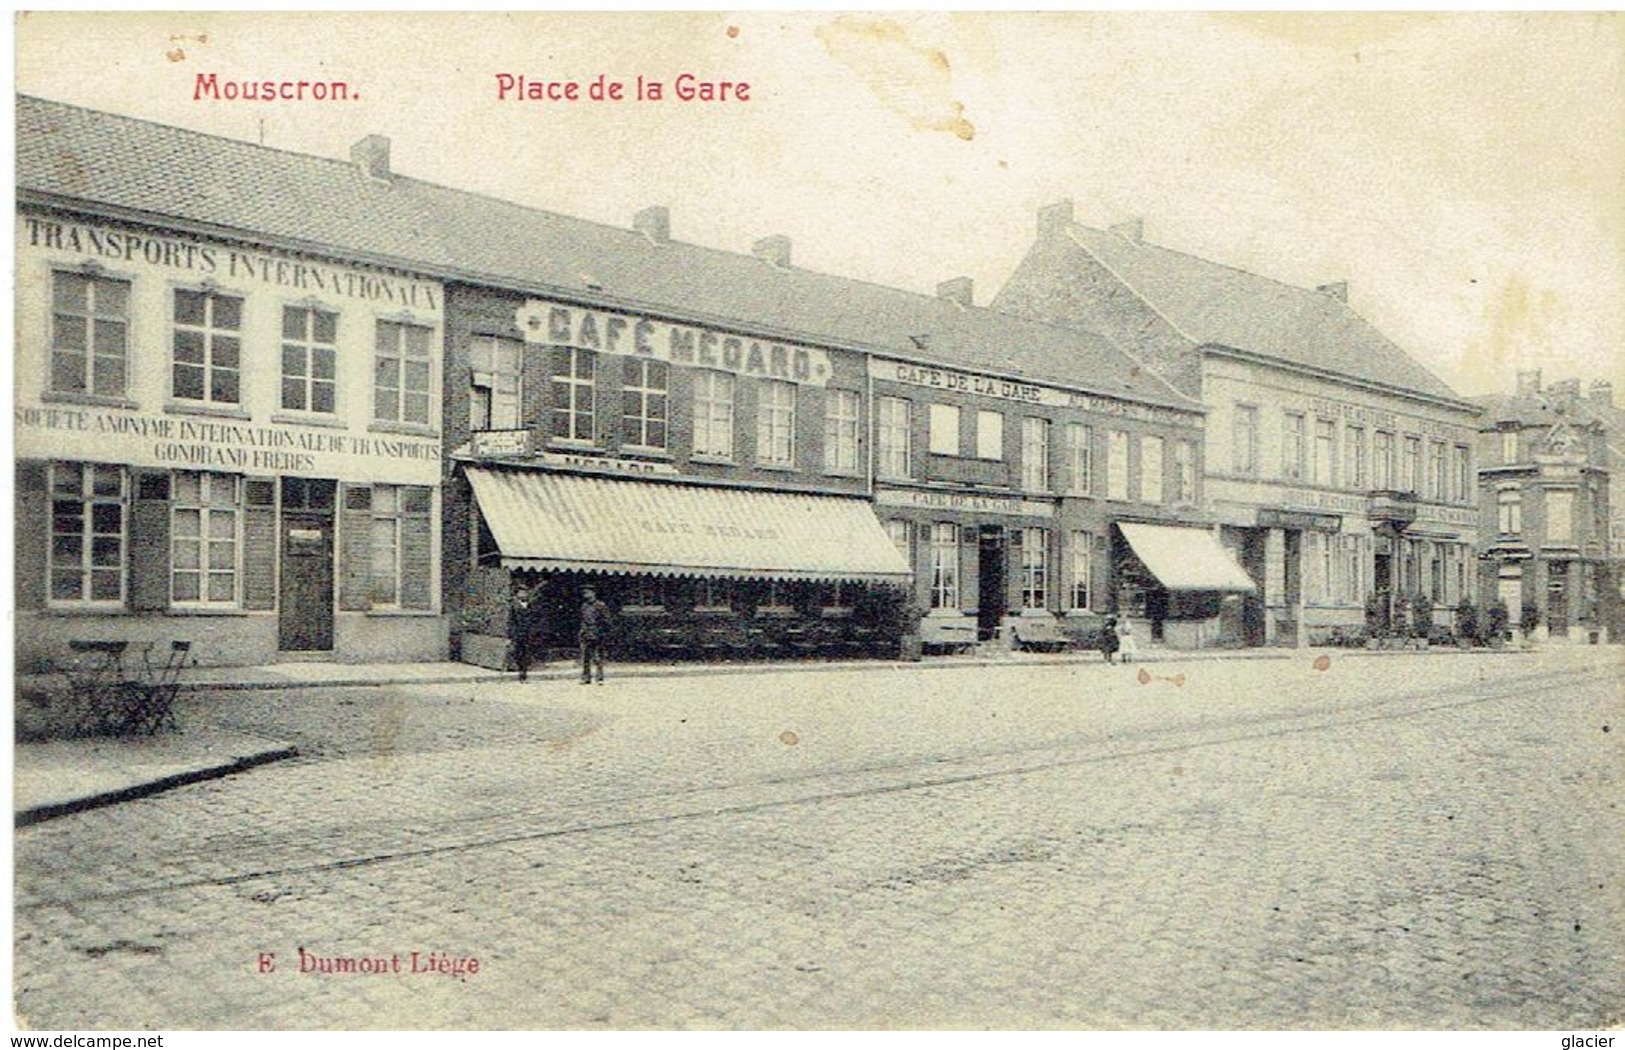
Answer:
[15, 642, 1536, 827]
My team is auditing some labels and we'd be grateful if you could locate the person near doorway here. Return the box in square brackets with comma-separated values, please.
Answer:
[1117, 619, 1138, 663]
[510, 580, 542, 682]
[1099, 616, 1121, 664]
[579, 586, 612, 684]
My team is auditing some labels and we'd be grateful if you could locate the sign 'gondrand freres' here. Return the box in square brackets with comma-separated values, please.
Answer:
[518, 300, 832, 386]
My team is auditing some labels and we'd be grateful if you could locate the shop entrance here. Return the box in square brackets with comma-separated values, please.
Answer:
[977, 525, 1006, 640]
[279, 478, 335, 652]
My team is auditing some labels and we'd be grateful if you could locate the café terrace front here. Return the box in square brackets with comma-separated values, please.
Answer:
[456, 463, 915, 667]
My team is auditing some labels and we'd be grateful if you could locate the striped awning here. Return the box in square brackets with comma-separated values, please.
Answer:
[466, 467, 912, 582]
[1117, 522, 1257, 593]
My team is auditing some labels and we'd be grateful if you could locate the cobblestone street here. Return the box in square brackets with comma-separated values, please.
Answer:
[13, 648, 1623, 1030]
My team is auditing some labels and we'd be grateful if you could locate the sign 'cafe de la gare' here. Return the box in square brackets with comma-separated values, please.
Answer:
[15, 208, 446, 670]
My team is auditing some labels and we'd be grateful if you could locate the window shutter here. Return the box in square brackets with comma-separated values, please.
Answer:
[338, 483, 373, 611]
[242, 478, 277, 611]
[400, 488, 433, 610]
[129, 469, 172, 611]
[14, 462, 48, 611]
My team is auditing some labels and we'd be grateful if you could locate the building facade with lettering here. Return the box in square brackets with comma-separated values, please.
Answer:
[1473, 372, 1616, 643]
[15, 97, 449, 667]
[996, 205, 1482, 644]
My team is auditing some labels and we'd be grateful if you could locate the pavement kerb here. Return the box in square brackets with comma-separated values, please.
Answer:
[15, 744, 299, 828]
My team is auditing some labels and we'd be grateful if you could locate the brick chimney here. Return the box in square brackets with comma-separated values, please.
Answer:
[633, 205, 670, 243]
[1037, 199, 1074, 239]
[1547, 378, 1581, 405]
[1316, 281, 1349, 302]
[752, 235, 791, 268]
[350, 134, 391, 179]
[1108, 217, 1145, 243]
[936, 277, 973, 307]
[1589, 380, 1613, 407]
[1515, 369, 1542, 397]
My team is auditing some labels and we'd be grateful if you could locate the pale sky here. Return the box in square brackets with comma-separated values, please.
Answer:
[13, 11, 1624, 398]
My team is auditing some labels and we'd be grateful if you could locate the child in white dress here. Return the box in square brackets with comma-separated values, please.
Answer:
[1117, 620, 1139, 662]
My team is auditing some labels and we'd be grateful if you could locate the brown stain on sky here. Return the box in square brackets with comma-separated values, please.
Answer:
[815, 18, 975, 141]
[1466, 275, 1563, 384]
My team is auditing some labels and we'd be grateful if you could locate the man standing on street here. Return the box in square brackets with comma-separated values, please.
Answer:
[510, 580, 542, 682]
[579, 586, 611, 684]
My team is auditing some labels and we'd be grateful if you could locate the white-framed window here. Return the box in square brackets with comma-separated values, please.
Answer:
[1282, 412, 1306, 480]
[1319, 533, 1335, 603]
[1401, 436, 1422, 493]
[1374, 431, 1395, 489]
[550, 346, 596, 442]
[1428, 542, 1444, 602]
[1346, 426, 1368, 490]
[173, 288, 243, 405]
[885, 519, 912, 565]
[621, 358, 669, 450]
[1107, 430, 1130, 500]
[375, 319, 433, 425]
[1343, 535, 1364, 603]
[171, 470, 240, 606]
[1501, 429, 1518, 464]
[370, 484, 433, 608]
[758, 380, 797, 466]
[929, 404, 960, 456]
[1174, 439, 1196, 502]
[51, 271, 130, 398]
[930, 522, 960, 609]
[824, 388, 860, 473]
[1498, 488, 1522, 535]
[977, 410, 1004, 460]
[1069, 531, 1093, 611]
[1232, 404, 1259, 475]
[1021, 417, 1049, 491]
[1019, 527, 1048, 609]
[1547, 489, 1574, 543]
[469, 335, 522, 430]
[1313, 419, 1337, 487]
[1454, 444, 1472, 503]
[281, 305, 339, 414]
[692, 371, 735, 458]
[1065, 423, 1092, 494]
[877, 396, 911, 478]
[1140, 435, 1165, 505]
[48, 462, 126, 606]
[1429, 440, 1447, 500]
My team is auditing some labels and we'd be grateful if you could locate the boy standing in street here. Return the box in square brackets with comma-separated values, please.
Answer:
[579, 586, 611, 684]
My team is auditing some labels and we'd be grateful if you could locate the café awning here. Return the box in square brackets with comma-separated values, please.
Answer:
[466, 467, 913, 582]
[1116, 522, 1257, 593]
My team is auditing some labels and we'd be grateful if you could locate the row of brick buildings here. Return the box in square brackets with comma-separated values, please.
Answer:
[14, 96, 1616, 669]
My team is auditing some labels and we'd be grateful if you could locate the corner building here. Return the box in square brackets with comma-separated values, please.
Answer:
[15, 97, 449, 667]
[996, 204, 1482, 645]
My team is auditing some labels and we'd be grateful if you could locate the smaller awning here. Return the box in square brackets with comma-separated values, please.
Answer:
[466, 467, 912, 582]
[1117, 522, 1257, 593]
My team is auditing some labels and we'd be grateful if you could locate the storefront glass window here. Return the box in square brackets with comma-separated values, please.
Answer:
[693, 371, 734, 458]
[930, 522, 959, 609]
[51, 271, 129, 398]
[173, 289, 242, 406]
[1020, 527, 1048, 609]
[49, 462, 126, 605]
[171, 471, 240, 606]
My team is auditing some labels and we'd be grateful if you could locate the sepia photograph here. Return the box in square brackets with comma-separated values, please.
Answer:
[9, 10, 1623, 1033]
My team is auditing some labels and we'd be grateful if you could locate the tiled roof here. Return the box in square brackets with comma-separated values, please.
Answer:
[17, 95, 1197, 412]
[1063, 223, 1466, 404]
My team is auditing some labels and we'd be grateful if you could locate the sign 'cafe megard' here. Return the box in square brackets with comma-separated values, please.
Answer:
[517, 300, 832, 386]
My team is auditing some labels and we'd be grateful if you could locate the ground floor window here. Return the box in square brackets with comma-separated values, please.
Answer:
[1069, 531, 1093, 611]
[171, 470, 240, 606]
[1019, 527, 1048, 609]
[369, 484, 433, 608]
[930, 522, 960, 609]
[49, 462, 126, 606]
